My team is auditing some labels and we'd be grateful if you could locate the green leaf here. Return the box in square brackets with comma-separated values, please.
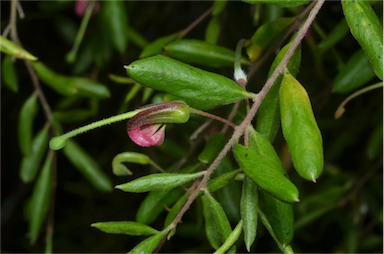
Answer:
[318, 20, 349, 51]
[125, 55, 253, 110]
[165, 39, 249, 68]
[112, 152, 150, 176]
[28, 152, 53, 244]
[279, 72, 324, 182]
[205, 16, 221, 45]
[201, 190, 233, 251]
[213, 0, 227, 15]
[116, 172, 204, 193]
[332, 50, 375, 94]
[140, 33, 179, 58]
[214, 220, 243, 254]
[2, 55, 19, 92]
[260, 191, 294, 246]
[233, 141, 299, 202]
[18, 93, 39, 156]
[246, 17, 294, 62]
[164, 193, 188, 229]
[91, 221, 159, 236]
[63, 140, 113, 192]
[53, 109, 94, 123]
[243, 0, 310, 7]
[31, 62, 78, 96]
[128, 230, 167, 254]
[20, 125, 49, 182]
[342, 0, 383, 80]
[136, 188, 184, 225]
[71, 77, 110, 99]
[102, 1, 129, 53]
[198, 133, 226, 164]
[241, 176, 258, 252]
[0, 35, 38, 61]
[207, 169, 241, 193]
[256, 42, 301, 142]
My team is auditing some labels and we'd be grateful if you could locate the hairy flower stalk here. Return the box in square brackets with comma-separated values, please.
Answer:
[127, 101, 190, 147]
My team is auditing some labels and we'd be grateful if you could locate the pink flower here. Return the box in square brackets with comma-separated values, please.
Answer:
[127, 102, 190, 147]
[75, 0, 100, 17]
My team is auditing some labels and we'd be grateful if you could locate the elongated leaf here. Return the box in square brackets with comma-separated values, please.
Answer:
[318, 20, 349, 51]
[136, 188, 184, 225]
[116, 172, 204, 193]
[256, 42, 301, 142]
[207, 169, 241, 193]
[0, 35, 38, 60]
[63, 140, 112, 192]
[91, 221, 159, 236]
[244, 0, 310, 7]
[71, 77, 110, 99]
[241, 176, 258, 252]
[125, 55, 254, 110]
[214, 220, 243, 254]
[140, 33, 179, 58]
[165, 39, 248, 68]
[202, 191, 233, 251]
[164, 193, 188, 228]
[198, 133, 226, 164]
[18, 93, 39, 156]
[342, 0, 383, 79]
[279, 72, 323, 181]
[128, 230, 167, 254]
[205, 16, 221, 44]
[260, 191, 294, 246]
[247, 18, 294, 62]
[332, 50, 375, 94]
[2, 55, 19, 92]
[28, 152, 53, 244]
[20, 126, 49, 182]
[213, 0, 227, 15]
[102, 1, 129, 53]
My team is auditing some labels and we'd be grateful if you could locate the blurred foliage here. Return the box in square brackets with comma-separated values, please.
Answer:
[1, 0, 382, 253]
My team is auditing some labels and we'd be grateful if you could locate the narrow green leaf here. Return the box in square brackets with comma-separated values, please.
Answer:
[53, 109, 94, 123]
[318, 20, 349, 51]
[137, 188, 184, 225]
[201, 190, 233, 251]
[116, 172, 204, 193]
[18, 93, 39, 156]
[260, 191, 294, 246]
[214, 220, 243, 254]
[20, 125, 49, 182]
[102, 1, 129, 53]
[164, 193, 188, 229]
[256, 42, 301, 142]
[140, 33, 179, 58]
[332, 50, 375, 94]
[63, 140, 112, 192]
[125, 55, 254, 110]
[207, 169, 241, 193]
[112, 152, 150, 176]
[279, 72, 324, 181]
[342, 0, 383, 79]
[91, 221, 159, 236]
[165, 39, 249, 68]
[71, 77, 110, 99]
[205, 16, 221, 44]
[28, 152, 53, 244]
[128, 230, 167, 254]
[0, 35, 38, 60]
[247, 18, 294, 62]
[198, 133, 226, 164]
[241, 176, 258, 252]
[233, 141, 299, 203]
[213, 0, 227, 15]
[2, 55, 19, 92]
[243, 0, 309, 7]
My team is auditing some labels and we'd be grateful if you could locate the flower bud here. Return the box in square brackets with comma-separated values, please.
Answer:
[127, 101, 190, 147]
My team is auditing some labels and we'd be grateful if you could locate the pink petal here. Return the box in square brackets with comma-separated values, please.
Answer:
[128, 124, 165, 147]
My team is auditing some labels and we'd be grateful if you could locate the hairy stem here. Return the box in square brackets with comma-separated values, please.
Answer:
[166, 0, 326, 242]
[189, 108, 237, 129]
[178, 6, 213, 39]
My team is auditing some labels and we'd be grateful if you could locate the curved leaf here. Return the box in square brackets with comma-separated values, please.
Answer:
[91, 221, 159, 236]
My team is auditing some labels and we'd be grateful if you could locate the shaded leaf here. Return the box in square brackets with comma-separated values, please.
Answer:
[91, 221, 159, 236]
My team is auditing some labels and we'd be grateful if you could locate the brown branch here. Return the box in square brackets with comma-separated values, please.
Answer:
[163, 0, 326, 247]
[177, 6, 213, 39]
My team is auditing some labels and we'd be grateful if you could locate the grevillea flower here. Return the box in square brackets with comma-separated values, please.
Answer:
[127, 101, 190, 147]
